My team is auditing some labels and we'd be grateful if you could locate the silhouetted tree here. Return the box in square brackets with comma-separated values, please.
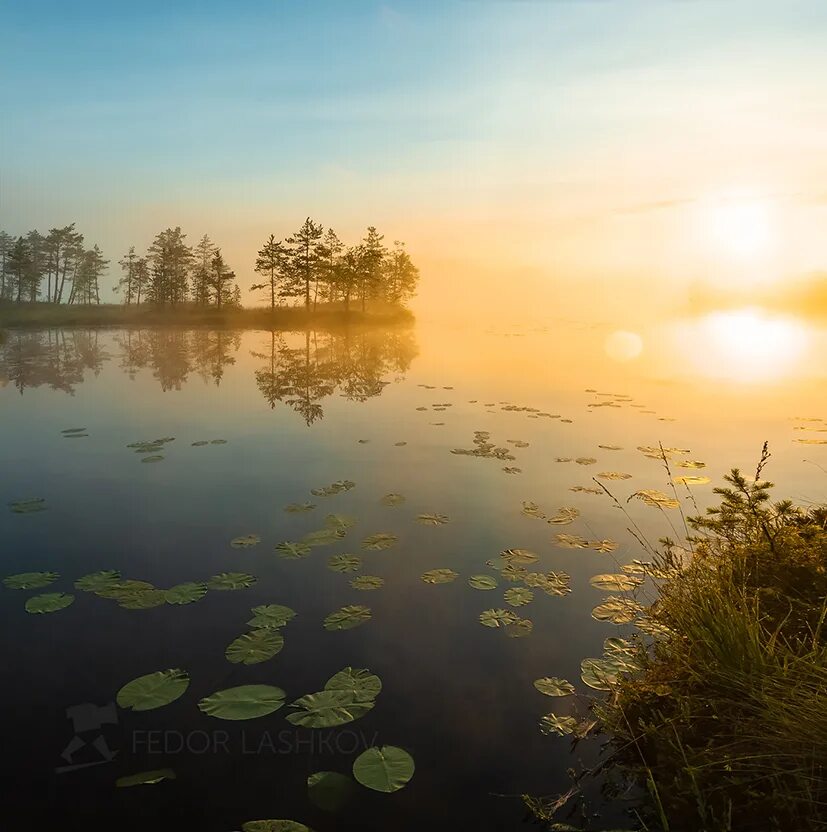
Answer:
[284, 217, 324, 309]
[208, 249, 236, 309]
[191, 234, 216, 306]
[146, 227, 192, 306]
[252, 234, 288, 310]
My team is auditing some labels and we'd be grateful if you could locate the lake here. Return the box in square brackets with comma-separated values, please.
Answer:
[1, 313, 825, 831]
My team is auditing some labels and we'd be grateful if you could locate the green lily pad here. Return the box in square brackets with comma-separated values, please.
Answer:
[420, 568, 459, 584]
[25, 592, 74, 614]
[276, 541, 312, 559]
[231, 534, 262, 549]
[361, 532, 397, 551]
[210, 439, 228, 444]
[352, 746, 415, 793]
[286, 690, 374, 727]
[379, 493, 405, 507]
[165, 582, 208, 605]
[74, 570, 120, 592]
[327, 554, 362, 573]
[141, 455, 164, 463]
[416, 512, 449, 525]
[199, 684, 286, 720]
[247, 604, 296, 629]
[539, 713, 578, 736]
[324, 667, 382, 701]
[284, 502, 316, 513]
[242, 821, 312, 832]
[95, 579, 155, 599]
[506, 617, 533, 638]
[500, 548, 538, 564]
[324, 513, 356, 530]
[554, 533, 590, 549]
[307, 771, 355, 813]
[207, 572, 257, 590]
[116, 768, 176, 788]
[62, 427, 88, 435]
[591, 597, 643, 624]
[534, 677, 576, 697]
[581, 657, 623, 690]
[119, 589, 167, 609]
[311, 479, 355, 497]
[191, 440, 209, 446]
[302, 528, 346, 547]
[468, 574, 498, 590]
[9, 497, 47, 514]
[117, 669, 190, 711]
[479, 608, 518, 628]
[590, 574, 642, 591]
[350, 575, 384, 590]
[323, 605, 372, 631]
[504, 587, 534, 607]
[4, 571, 59, 590]
[226, 629, 284, 665]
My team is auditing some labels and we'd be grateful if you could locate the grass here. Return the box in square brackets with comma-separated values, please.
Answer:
[594, 450, 827, 831]
[0, 300, 414, 330]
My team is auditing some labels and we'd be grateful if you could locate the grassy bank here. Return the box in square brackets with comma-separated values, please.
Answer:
[0, 301, 414, 330]
[597, 456, 827, 831]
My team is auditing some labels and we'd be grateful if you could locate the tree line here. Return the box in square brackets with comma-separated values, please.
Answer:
[0, 218, 419, 311]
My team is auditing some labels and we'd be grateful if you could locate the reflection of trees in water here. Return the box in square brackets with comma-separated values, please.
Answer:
[252, 329, 418, 425]
[0, 327, 417, 420]
[0, 329, 108, 394]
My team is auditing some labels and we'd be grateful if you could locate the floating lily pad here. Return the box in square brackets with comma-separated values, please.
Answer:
[307, 771, 355, 813]
[350, 575, 384, 591]
[95, 579, 155, 600]
[25, 592, 74, 614]
[323, 605, 372, 631]
[534, 677, 575, 697]
[117, 669, 189, 711]
[116, 769, 176, 788]
[394, 441, 407, 446]
[119, 589, 167, 609]
[539, 713, 578, 736]
[324, 513, 356, 530]
[74, 570, 120, 592]
[231, 534, 262, 549]
[191, 440, 209, 446]
[276, 541, 312, 559]
[575, 457, 597, 466]
[379, 493, 405, 507]
[210, 439, 228, 445]
[581, 657, 623, 690]
[506, 617, 533, 638]
[324, 667, 382, 701]
[302, 528, 346, 547]
[141, 455, 164, 463]
[524, 571, 571, 596]
[207, 572, 257, 591]
[590, 539, 619, 553]
[678, 460, 706, 469]
[554, 533, 589, 549]
[361, 532, 397, 551]
[284, 502, 316, 513]
[199, 684, 286, 720]
[4, 571, 59, 590]
[504, 586, 534, 606]
[421, 568, 459, 585]
[248, 604, 296, 629]
[546, 507, 580, 525]
[8, 497, 47, 514]
[286, 690, 375, 727]
[242, 822, 312, 832]
[311, 479, 356, 497]
[570, 486, 603, 495]
[165, 582, 208, 605]
[500, 548, 538, 565]
[325, 555, 360, 574]
[352, 746, 415, 793]
[590, 574, 642, 591]
[226, 629, 284, 665]
[416, 513, 449, 526]
[673, 476, 712, 486]
[61, 427, 87, 435]
[479, 608, 518, 628]
[630, 490, 680, 509]
[468, 574, 498, 590]
[597, 471, 632, 480]
[598, 444, 623, 451]
[591, 597, 643, 624]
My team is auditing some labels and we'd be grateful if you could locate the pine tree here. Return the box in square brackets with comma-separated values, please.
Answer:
[208, 249, 236, 309]
[284, 217, 324, 309]
[252, 234, 288, 310]
[117, 246, 139, 304]
[6, 237, 31, 303]
[191, 234, 216, 305]
[384, 241, 419, 304]
[317, 228, 343, 307]
[358, 226, 387, 311]
[0, 230, 13, 300]
[146, 227, 192, 307]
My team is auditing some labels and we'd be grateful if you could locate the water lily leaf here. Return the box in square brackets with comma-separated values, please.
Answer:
[276, 541, 312, 559]
[311, 479, 356, 497]
[521, 501, 545, 518]
[539, 713, 578, 736]
[286, 690, 374, 727]
[25, 592, 74, 614]
[598, 444, 623, 451]
[141, 455, 164, 463]
[673, 476, 711, 486]
[327, 554, 362, 573]
[231, 534, 261, 549]
[242, 822, 312, 832]
[630, 490, 680, 509]
[591, 597, 643, 624]
[119, 590, 167, 609]
[597, 471, 632, 480]
[207, 572, 257, 590]
[416, 513, 449, 525]
[421, 568, 459, 584]
[210, 439, 228, 445]
[8, 497, 47, 514]
[581, 657, 623, 690]
[507, 617, 533, 638]
[500, 548, 538, 564]
[352, 746, 415, 793]
[361, 532, 397, 551]
[324, 513, 356, 530]
[575, 457, 597, 466]
[678, 460, 706, 469]
[199, 684, 286, 720]
[307, 771, 355, 813]
[502, 466, 522, 474]
[590, 574, 642, 591]
[323, 605, 372, 631]
[394, 441, 407, 447]
[479, 608, 518, 628]
[165, 582, 207, 605]
[116, 768, 176, 788]
[62, 427, 87, 435]
[117, 669, 189, 711]
[302, 528, 346, 547]
[468, 574, 498, 590]
[524, 571, 571, 596]
[248, 604, 296, 629]
[570, 486, 603, 495]
[284, 502, 316, 513]
[554, 533, 589, 549]
[324, 667, 382, 701]
[4, 571, 59, 590]
[546, 507, 580, 525]
[191, 440, 209, 446]
[226, 629, 284, 665]
[379, 493, 405, 507]
[534, 677, 575, 697]
[95, 579, 155, 599]
[590, 539, 619, 553]
[504, 586, 534, 606]
[74, 570, 120, 592]
[350, 575, 384, 591]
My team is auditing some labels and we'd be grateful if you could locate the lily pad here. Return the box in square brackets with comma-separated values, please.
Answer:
[504, 586, 534, 606]
[327, 554, 362, 573]
[307, 771, 355, 813]
[361, 532, 398, 551]
[95, 579, 155, 599]
[323, 605, 372, 631]
[630, 490, 680, 509]
[590, 574, 642, 591]
[324, 513, 356, 530]
[248, 604, 296, 629]
[500, 548, 538, 564]
[554, 533, 589, 549]
[352, 746, 415, 793]
[421, 568, 459, 585]
[119, 590, 167, 609]
[242, 821, 312, 832]
[276, 541, 312, 559]
[284, 502, 316, 513]
[199, 684, 286, 720]
[546, 507, 580, 525]
[350, 575, 384, 591]
[468, 574, 498, 590]
[534, 677, 575, 697]
[479, 608, 518, 628]
[4, 571, 59, 590]
[24, 592, 74, 614]
[207, 572, 257, 590]
[590, 539, 619, 553]
[286, 690, 374, 727]
[597, 471, 632, 480]
[324, 667, 382, 701]
[379, 493, 405, 507]
[226, 629, 284, 665]
[116, 768, 176, 788]
[302, 528, 346, 547]
[673, 476, 711, 486]
[416, 513, 449, 526]
[539, 713, 578, 736]
[311, 479, 356, 497]
[165, 582, 208, 605]
[117, 669, 189, 711]
[74, 570, 120, 592]
[61, 427, 88, 435]
[8, 497, 47, 514]
[581, 657, 623, 690]
[506, 617, 533, 638]
[231, 534, 261, 549]
[591, 597, 643, 624]
[141, 455, 164, 463]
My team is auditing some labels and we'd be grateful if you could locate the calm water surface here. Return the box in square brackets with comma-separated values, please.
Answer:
[1, 316, 825, 831]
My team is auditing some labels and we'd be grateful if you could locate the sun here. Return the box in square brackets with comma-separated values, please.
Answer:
[701, 191, 775, 259]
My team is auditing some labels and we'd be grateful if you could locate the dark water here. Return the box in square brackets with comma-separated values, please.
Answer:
[1, 321, 824, 831]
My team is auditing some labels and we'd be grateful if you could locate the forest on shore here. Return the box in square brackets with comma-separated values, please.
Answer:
[0, 218, 419, 317]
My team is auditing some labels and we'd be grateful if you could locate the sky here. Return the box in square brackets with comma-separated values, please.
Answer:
[2, 0, 827, 322]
